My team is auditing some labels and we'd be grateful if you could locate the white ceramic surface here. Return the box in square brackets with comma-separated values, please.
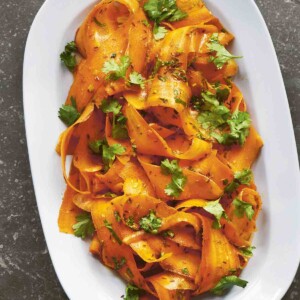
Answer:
[23, 0, 300, 299]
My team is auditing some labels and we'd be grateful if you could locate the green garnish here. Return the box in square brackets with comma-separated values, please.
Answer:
[72, 213, 95, 239]
[100, 98, 129, 140]
[203, 200, 228, 229]
[58, 96, 80, 126]
[233, 198, 254, 220]
[104, 220, 122, 245]
[60, 41, 77, 72]
[153, 25, 168, 41]
[207, 33, 242, 69]
[225, 169, 253, 194]
[161, 159, 187, 197]
[139, 210, 162, 234]
[89, 139, 126, 172]
[239, 246, 255, 257]
[211, 275, 248, 295]
[102, 55, 131, 81]
[112, 257, 126, 270]
[124, 284, 141, 300]
[181, 267, 189, 275]
[129, 71, 146, 89]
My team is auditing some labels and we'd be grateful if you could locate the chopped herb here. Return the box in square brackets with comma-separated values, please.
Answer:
[60, 41, 77, 72]
[216, 86, 230, 102]
[104, 220, 122, 245]
[212, 111, 251, 145]
[100, 99, 128, 140]
[89, 139, 126, 171]
[124, 284, 141, 300]
[239, 246, 255, 257]
[143, 0, 187, 24]
[233, 198, 254, 220]
[161, 159, 187, 197]
[211, 275, 248, 295]
[114, 211, 121, 222]
[139, 210, 162, 234]
[141, 19, 150, 27]
[207, 33, 242, 69]
[126, 268, 134, 278]
[225, 169, 253, 194]
[203, 200, 228, 229]
[153, 25, 168, 41]
[197, 91, 251, 145]
[102, 55, 131, 81]
[182, 268, 189, 275]
[72, 213, 95, 239]
[58, 96, 80, 126]
[175, 98, 187, 107]
[93, 17, 105, 27]
[129, 71, 146, 89]
[162, 230, 175, 238]
[112, 257, 126, 270]
[126, 216, 139, 230]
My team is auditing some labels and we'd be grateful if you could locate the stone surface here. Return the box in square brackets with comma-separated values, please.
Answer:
[0, 0, 299, 299]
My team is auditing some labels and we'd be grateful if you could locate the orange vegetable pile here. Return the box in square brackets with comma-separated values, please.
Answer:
[56, 0, 263, 299]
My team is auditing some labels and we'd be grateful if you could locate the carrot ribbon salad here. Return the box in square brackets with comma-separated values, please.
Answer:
[57, 0, 263, 298]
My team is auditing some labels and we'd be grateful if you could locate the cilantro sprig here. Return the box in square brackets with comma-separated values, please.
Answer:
[239, 246, 255, 257]
[161, 159, 187, 197]
[112, 257, 126, 270]
[207, 33, 242, 69]
[72, 213, 95, 239]
[143, 0, 187, 41]
[104, 220, 122, 245]
[124, 284, 141, 300]
[89, 139, 126, 172]
[225, 169, 253, 194]
[60, 41, 77, 72]
[196, 90, 251, 145]
[143, 0, 187, 24]
[203, 200, 228, 229]
[58, 96, 80, 126]
[211, 275, 248, 295]
[100, 99, 129, 140]
[233, 198, 254, 220]
[102, 55, 146, 88]
[139, 210, 162, 234]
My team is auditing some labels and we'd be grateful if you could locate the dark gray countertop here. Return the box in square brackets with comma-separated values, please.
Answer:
[0, 0, 299, 299]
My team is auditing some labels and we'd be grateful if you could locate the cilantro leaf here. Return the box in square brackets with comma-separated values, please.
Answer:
[124, 284, 141, 300]
[198, 105, 230, 130]
[100, 98, 122, 115]
[182, 268, 189, 275]
[233, 198, 254, 220]
[100, 99, 129, 140]
[207, 33, 242, 69]
[239, 246, 256, 257]
[212, 111, 251, 145]
[112, 115, 129, 140]
[112, 257, 126, 270]
[235, 169, 253, 185]
[139, 210, 162, 234]
[60, 41, 77, 72]
[102, 143, 126, 170]
[102, 55, 131, 81]
[161, 159, 187, 197]
[224, 169, 253, 194]
[211, 275, 248, 295]
[58, 97, 80, 126]
[104, 220, 122, 245]
[153, 25, 168, 41]
[162, 230, 175, 238]
[89, 139, 126, 171]
[203, 200, 227, 229]
[144, 0, 187, 24]
[72, 213, 95, 239]
[129, 72, 146, 88]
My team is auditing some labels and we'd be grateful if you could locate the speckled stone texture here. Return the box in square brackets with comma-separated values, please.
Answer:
[0, 0, 299, 299]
